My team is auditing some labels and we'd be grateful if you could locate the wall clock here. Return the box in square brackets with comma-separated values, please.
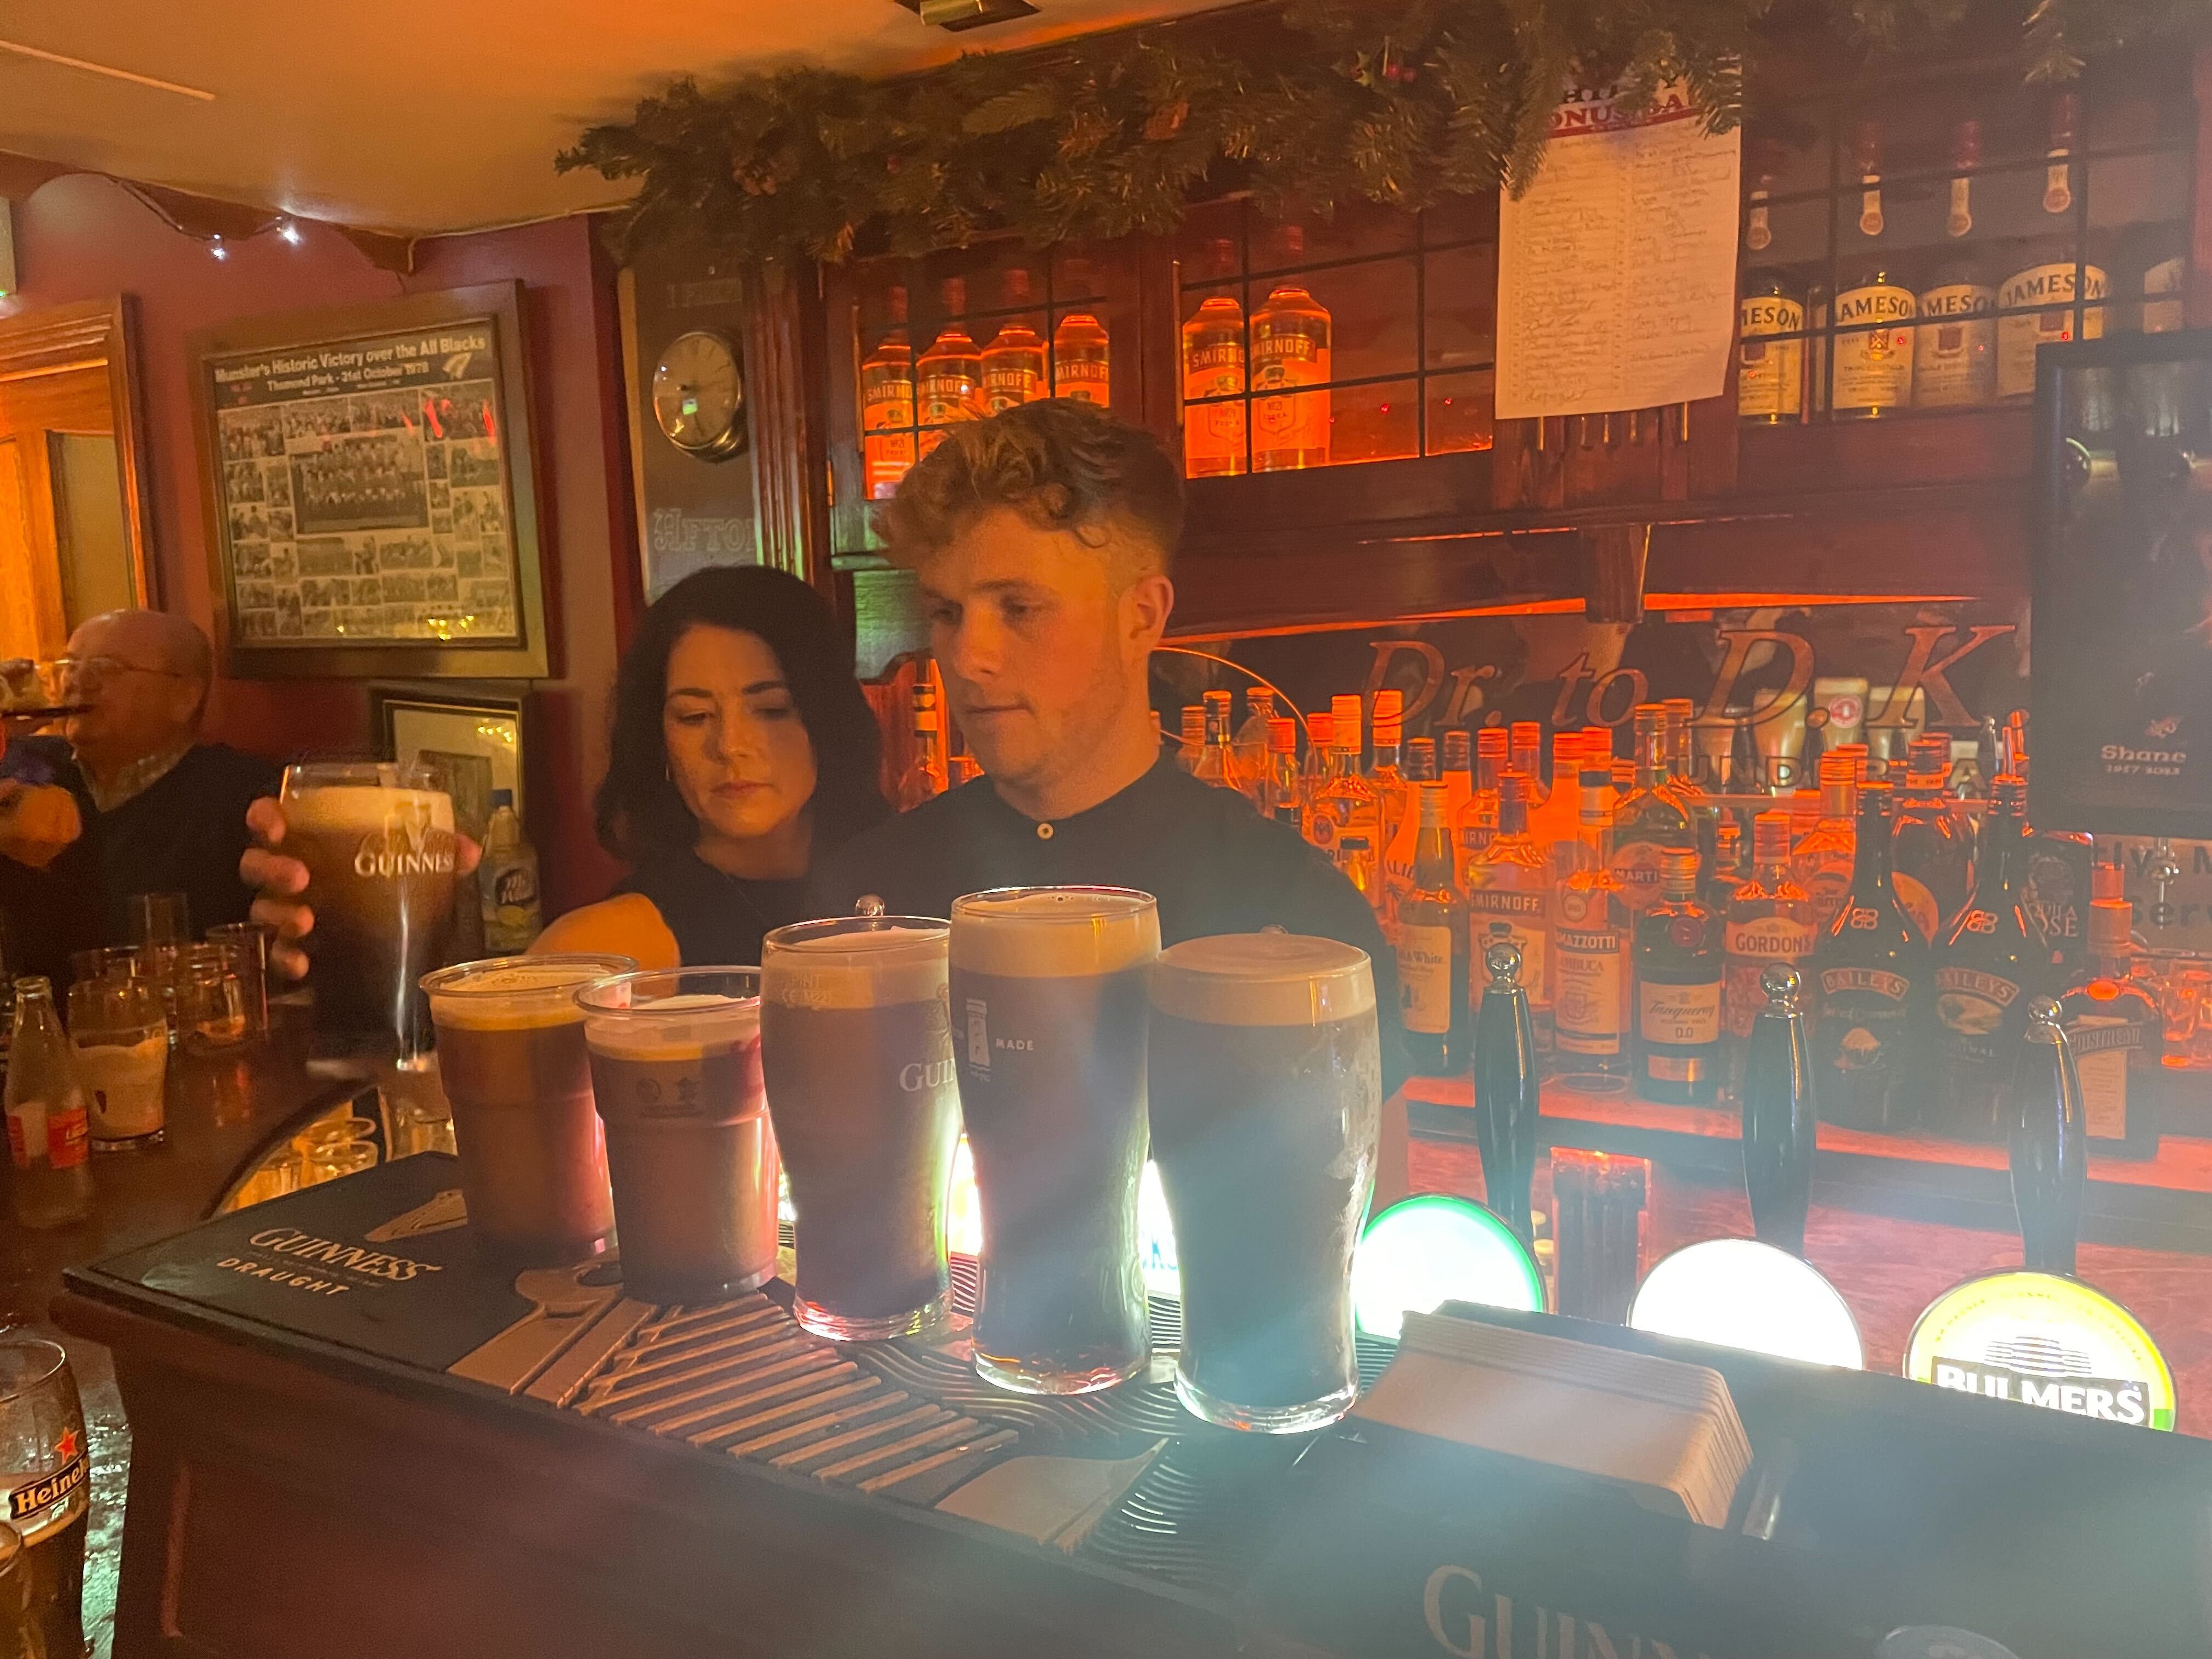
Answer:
[651, 329, 746, 460]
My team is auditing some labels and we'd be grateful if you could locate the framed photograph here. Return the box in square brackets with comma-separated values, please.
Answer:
[370, 684, 527, 844]
[189, 281, 550, 679]
[2032, 326, 2212, 838]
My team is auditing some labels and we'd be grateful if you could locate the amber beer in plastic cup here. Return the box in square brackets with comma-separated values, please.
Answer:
[577, 968, 781, 1306]
[761, 916, 960, 1339]
[949, 887, 1159, 1395]
[1148, 932, 1381, 1431]
[421, 955, 635, 1261]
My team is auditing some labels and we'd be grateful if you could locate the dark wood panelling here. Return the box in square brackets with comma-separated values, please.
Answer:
[744, 261, 834, 595]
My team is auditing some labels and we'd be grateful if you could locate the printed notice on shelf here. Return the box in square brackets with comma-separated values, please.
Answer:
[1496, 81, 1741, 419]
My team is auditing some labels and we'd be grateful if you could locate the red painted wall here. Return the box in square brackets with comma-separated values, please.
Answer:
[0, 174, 631, 912]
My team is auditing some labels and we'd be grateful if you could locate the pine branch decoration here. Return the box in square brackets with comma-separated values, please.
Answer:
[556, 0, 2195, 266]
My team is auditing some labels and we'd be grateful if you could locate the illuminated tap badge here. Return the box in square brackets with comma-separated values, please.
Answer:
[1905, 1270, 2175, 1431]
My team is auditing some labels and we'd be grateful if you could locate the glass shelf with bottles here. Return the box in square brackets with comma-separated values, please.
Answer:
[1175, 196, 1498, 480]
[853, 249, 1125, 504]
[1736, 53, 2196, 428]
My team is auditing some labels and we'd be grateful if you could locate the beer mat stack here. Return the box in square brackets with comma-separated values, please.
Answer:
[934, 1440, 1167, 1550]
[1353, 1312, 1753, 1529]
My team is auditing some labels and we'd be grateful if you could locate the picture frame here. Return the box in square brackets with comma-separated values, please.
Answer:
[188, 281, 550, 679]
[369, 683, 528, 845]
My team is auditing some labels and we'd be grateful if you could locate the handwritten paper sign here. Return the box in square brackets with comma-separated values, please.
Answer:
[1496, 82, 1741, 419]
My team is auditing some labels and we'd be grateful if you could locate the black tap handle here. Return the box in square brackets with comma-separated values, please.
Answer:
[1743, 963, 1817, 1256]
[1473, 940, 1541, 1243]
[2009, 995, 2086, 1276]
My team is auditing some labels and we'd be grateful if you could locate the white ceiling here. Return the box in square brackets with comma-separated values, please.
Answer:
[0, 1, 1231, 235]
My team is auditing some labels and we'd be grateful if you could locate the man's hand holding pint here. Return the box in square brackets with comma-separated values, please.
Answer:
[241, 797, 481, 980]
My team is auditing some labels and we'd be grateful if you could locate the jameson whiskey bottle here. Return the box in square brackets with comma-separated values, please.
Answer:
[1607, 704, 1694, 917]
[1051, 258, 1111, 406]
[1831, 262, 1916, 419]
[1635, 848, 1722, 1104]
[1891, 735, 1970, 944]
[1739, 272, 1805, 425]
[915, 277, 981, 456]
[979, 268, 1046, 413]
[1250, 226, 1331, 472]
[1181, 239, 1247, 478]
[1397, 782, 1468, 1076]
[1932, 776, 2041, 1140]
[1814, 782, 1925, 1132]
[1914, 258, 1997, 409]
[1724, 811, 1816, 1104]
[1470, 774, 1554, 1060]
[2059, 896, 2164, 1159]
[1554, 768, 1633, 1091]
[1792, 753, 1860, 933]
[859, 285, 917, 500]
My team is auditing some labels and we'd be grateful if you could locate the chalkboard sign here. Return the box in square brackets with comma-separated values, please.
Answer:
[2031, 328, 2212, 837]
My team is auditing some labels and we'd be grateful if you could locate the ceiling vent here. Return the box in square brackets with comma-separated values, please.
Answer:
[896, 0, 1041, 31]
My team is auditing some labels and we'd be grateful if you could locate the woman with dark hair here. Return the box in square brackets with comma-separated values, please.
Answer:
[536, 565, 889, 967]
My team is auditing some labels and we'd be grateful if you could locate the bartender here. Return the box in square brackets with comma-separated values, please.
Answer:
[814, 399, 1408, 1094]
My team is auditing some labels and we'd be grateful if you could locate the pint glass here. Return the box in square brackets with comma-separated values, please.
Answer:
[421, 955, 635, 1261]
[949, 887, 1158, 1395]
[1148, 933, 1381, 1430]
[0, 1338, 88, 1659]
[577, 968, 781, 1306]
[281, 761, 458, 1056]
[761, 916, 960, 1339]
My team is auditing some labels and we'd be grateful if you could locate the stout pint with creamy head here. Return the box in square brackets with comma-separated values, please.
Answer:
[949, 887, 1159, 1395]
[761, 917, 960, 1340]
[421, 955, 635, 1262]
[281, 761, 459, 1056]
[1149, 932, 1380, 1431]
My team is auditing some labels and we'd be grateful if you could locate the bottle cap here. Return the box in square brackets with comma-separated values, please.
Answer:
[1760, 963, 1803, 1009]
[1331, 693, 1363, 748]
[1204, 689, 1232, 710]
[1375, 721, 1402, 747]
[1307, 712, 1335, 748]
[1373, 689, 1404, 723]
[1484, 940, 1524, 988]
[1443, 729, 1472, 768]
[1752, 809, 1793, 864]
[1660, 848, 1699, 888]
[1581, 725, 1613, 760]
[1268, 717, 1297, 753]
[1511, 720, 1541, 747]
[2092, 862, 2125, 902]
[2089, 898, 2132, 953]
[1181, 705, 1205, 738]
[1908, 735, 1950, 777]
[1246, 686, 1274, 713]
[1476, 727, 1509, 759]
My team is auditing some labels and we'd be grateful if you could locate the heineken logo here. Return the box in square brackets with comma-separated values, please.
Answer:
[7, 1451, 86, 1522]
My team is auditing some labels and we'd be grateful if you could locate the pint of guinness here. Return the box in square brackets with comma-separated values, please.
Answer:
[281, 761, 459, 1057]
[577, 968, 781, 1306]
[421, 955, 635, 1261]
[761, 916, 960, 1340]
[1149, 933, 1380, 1431]
[950, 887, 1159, 1395]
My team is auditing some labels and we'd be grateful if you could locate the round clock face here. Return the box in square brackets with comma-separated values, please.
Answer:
[651, 330, 745, 458]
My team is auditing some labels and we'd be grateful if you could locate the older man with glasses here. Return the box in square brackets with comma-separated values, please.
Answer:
[1, 609, 276, 986]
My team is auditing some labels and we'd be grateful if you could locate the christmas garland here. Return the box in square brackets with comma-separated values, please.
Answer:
[557, 0, 2199, 267]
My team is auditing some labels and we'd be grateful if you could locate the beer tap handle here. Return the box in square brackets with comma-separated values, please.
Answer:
[1472, 940, 1541, 1244]
[2008, 996, 2087, 1276]
[1742, 964, 1816, 1257]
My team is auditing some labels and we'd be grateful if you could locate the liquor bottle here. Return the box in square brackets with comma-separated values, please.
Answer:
[1701, 816, 1743, 918]
[1250, 226, 1331, 472]
[1931, 776, 2041, 1140]
[1792, 754, 1860, 933]
[1265, 717, 1304, 828]
[1441, 729, 1474, 844]
[1051, 259, 1111, 405]
[1510, 723, 1544, 801]
[1945, 117, 1982, 240]
[1554, 768, 1633, 1090]
[1233, 687, 1277, 787]
[1832, 260, 1916, 419]
[1635, 848, 1722, 1105]
[478, 790, 543, 953]
[1453, 726, 1509, 886]
[1369, 689, 1408, 857]
[1915, 258, 1997, 409]
[1309, 693, 1379, 860]
[1891, 735, 1971, 944]
[1742, 963, 1816, 1256]
[1531, 729, 1584, 869]
[1176, 704, 1206, 774]
[1739, 271, 1805, 425]
[1724, 811, 1816, 1105]
[1997, 248, 2109, 402]
[1813, 781, 1925, 1132]
[1334, 834, 1380, 913]
[1663, 696, 1717, 873]
[1300, 710, 1335, 826]
[1470, 774, 1554, 1062]
[1852, 119, 1886, 239]
[859, 285, 917, 500]
[916, 278, 981, 455]
[979, 268, 1046, 413]
[1397, 782, 1467, 1076]
[1607, 704, 1695, 916]
[1193, 690, 1246, 799]
[2009, 997, 2086, 1277]
[1182, 238, 1247, 478]
[2059, 896, 2164, 1159]
[2020, 816, 2092, 980]
[4, 977, 93, 1228]
[1383, 737, 1436, 926]
[896, 681, 950, 810]
[1471, 939, 1541, 1243]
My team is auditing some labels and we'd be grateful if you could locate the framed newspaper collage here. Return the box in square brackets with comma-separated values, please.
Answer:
[189, 281, 549, 678]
